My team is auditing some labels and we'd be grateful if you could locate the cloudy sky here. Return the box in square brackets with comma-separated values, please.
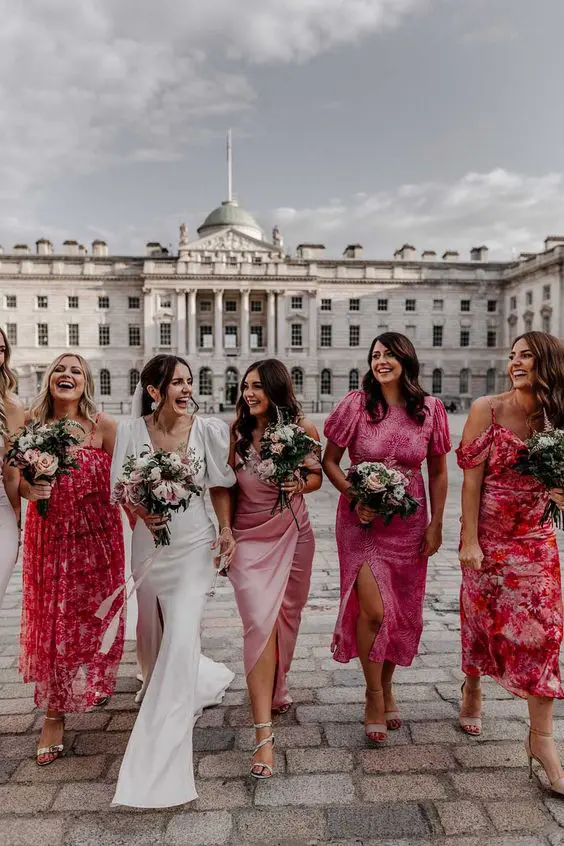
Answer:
[1, 0, 563, 259]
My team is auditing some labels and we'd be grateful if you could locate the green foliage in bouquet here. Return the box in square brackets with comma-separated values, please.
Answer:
[513, 429, 564, 529]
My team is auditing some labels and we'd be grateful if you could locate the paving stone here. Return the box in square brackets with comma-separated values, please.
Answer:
[0, 759, 19, 784]
[106, 712, 137, 732]
[63, 712, 111, 731]
[165, 811, 232, 845]
[454, 741, 527, 769]
[12, 753, 107, 783]
[0, 713, 34, 734]
[191, 778, 250, 810]
[192, 728, 235, 752]
[0, 697, 35, 714]
[65, 813, 166, 845]
[235, 808, 327, 844]
[435, 800, 490, 835]
[53, 781, 116, 810]
[73, 730, 130, 756]
[196, 708, 226, 728]
[485, 800, 550, 832]
[361, 773, 448, 802]
[449, 770, 538, 799]
[198, 751, 254, 778]
[325, 722, 412, 748]
[362, 745, 455, 773]
[285, 748, 354, 773]
[0, 816, 64, 846]
[0, 783, 57, 813]
[327, 804, 430, 839]
[235, 725, 322, 751]
[255, 773, 355, 806]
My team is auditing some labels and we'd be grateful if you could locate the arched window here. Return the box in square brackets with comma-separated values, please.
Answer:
[486, 368, 496, 394]
[225, 367, 239, 406]
[459, 368, 470, 395]
[349, 368, 360, 391]
[291, 367, 304, 394]
[320, 369, 332, 395]
[100, 369, 111, 396]
[199, 367, 213, 396]
[129, 369, 140, 396]
[432, 368, 442, 395]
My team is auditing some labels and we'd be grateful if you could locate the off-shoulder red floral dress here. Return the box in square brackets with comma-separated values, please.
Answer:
[20, 431, 125, 712]
[457, 407, 563, 699]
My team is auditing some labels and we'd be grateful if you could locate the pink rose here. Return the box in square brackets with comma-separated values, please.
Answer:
[34, 452, 59, 477]
[365, 473, 385, 492]
[23, 448, 41, 465]
[112, 481, 126, 504]
[271, 442, 284, 455]
[125, 484, 143, 508]
[257, 459, 275, 480]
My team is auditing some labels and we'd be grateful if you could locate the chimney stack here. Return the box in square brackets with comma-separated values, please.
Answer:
[544, 236, 564, 251]
[394, 244, 416, 261]
[470, 245, 489, 262]
[343, 244, 363, 259]
[63, 240, 79, 256]
[12, 244, 30, 256]
[36, 239, 53, 256]
[442, 250, 459, 261]
[421, 250, 437, 260]
[92, 240, 108, 257]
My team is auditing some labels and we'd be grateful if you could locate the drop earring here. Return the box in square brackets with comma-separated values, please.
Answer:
[151, 401, 158, 412]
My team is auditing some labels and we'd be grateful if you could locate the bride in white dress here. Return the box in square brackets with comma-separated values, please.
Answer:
[111, 354, 236, 808]
[0, 328, 24, 608]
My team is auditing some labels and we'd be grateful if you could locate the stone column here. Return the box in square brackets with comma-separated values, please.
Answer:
[143, 288, 155, 359]
[176, 290, 187, 356]
[188, 289, 197, 356]
[267, 290, 276, 356]
[308, 289, 318, 357]
[214, 289, 224, 356]
[241, 289, 250, 355]
[276, 290, 286, 357]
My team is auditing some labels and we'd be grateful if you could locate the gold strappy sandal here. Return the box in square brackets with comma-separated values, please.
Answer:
[36, 715, 65, 767]
[250, 721, 274, 779]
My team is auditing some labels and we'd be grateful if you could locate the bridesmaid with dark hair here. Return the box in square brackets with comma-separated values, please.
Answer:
[323, 332, 450, 743]
[228, 358, 322, 779]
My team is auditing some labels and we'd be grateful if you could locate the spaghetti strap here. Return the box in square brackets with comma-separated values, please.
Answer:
[489, 401, 497, 425]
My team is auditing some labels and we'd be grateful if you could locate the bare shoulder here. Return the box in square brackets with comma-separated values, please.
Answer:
[298, 416, 320, 441]
[461, 395, 495, 443]
[5, 394, 25, 428]
[96, 411, 117, 433]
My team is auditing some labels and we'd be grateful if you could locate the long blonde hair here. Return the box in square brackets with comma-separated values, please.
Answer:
[0, 328, 18, 433]
[29, 353, 97, 424]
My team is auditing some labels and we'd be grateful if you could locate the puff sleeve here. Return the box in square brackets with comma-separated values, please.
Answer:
[203, 418, 236, 488]
[323, 390, 365, 449]
[427, 399, 452, 457]
[456, 426, 494, 470]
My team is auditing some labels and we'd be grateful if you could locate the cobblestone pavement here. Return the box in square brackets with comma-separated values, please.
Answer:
[2, 422, 564, 845]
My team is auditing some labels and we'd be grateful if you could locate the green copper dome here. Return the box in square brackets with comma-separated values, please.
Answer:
[197, 200, 264, 240]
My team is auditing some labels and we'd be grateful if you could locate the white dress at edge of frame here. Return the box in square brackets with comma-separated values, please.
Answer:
[0, 435, 19, 609]
[111, 413, 236, 808]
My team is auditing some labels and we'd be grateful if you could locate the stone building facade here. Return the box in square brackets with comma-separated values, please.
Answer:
[1, 199, 563, 412]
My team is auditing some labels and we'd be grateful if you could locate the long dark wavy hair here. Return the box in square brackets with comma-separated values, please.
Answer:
[512, 332, 564, 428]
[139, 354, 197, 420]
[233, 358, 302, 462]
[362, 331, 428, 425]
[0, 328, 17, 433]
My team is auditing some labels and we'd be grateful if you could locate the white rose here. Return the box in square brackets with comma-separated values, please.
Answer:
[392, 485, 405, 499]
[149, 466, 162, 482]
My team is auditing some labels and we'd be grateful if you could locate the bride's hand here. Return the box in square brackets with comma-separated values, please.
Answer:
[132, 505, 169, 535]
[211, 526, 236, 571]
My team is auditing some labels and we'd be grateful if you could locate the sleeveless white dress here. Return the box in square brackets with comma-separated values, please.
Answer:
[111, 415, 236, 808]
[0, 435, 19, 609]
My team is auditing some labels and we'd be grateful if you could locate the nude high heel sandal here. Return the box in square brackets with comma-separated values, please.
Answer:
[365, 688, 387, 743]
[459, 681, 482, 736]
[36, 715, 65, 767]
[525, 728, 564, 797]
[250, 721, 275, 779]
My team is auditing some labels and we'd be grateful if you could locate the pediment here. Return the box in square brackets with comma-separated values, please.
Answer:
[181, 228, 281, 255]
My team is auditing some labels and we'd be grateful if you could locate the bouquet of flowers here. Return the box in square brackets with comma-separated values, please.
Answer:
[255, 421, 321, 523]
[513, 428, 564, 529]
[112, 447, 203, 545]
[6, 417, 83, 516]
[346, 461, 420, 526]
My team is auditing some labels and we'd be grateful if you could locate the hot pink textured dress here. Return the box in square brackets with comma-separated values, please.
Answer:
[457, 406, 564, 699]
[20, 430, 125, 712]
[229, 445, 318, 710]
[324, 391, 451, 666]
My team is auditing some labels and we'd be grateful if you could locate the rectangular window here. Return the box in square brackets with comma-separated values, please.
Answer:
[201, 255, 212, 265]
[405, 298, 416, 312]
[159, 294, 172, 309]
[291, 296, 303, 310]
[67, 296, 79, 309]
[5, 323, 17, 345]
[349, 298, 360, 311]
[128, 296, 140, 309]
[321, 299, 332, 311]
[98, 295, 109, 310]
[37, 295, 48, 309]
[542, 314, 551, 333]
[5, 295, 16, 309]
[526, 290, 533, 306]
[487, 330, 497, 348]
[99, 325, 110, 346]
[487, 300, 497, 313]
[250, 299, 263, 313]
[460, 328, 470, 347]
[67, 324, 79, 346]
[224, 326, 238, 348]
[290, 324, 303, 347]
[224, 299, 237, 313]
[349, 325, 360, 347]
[159, 323, 172, 347]
[227, 256, 237, 266]
[433, 299, 443, 311]
[510, 296, 517, 310]
[460, 299, 471, 312]
[129, 325, 141, 347]
[199, 325, 213, 348]
[432, 325, 443, 347]
[543, 285, 551, 301]
[250, 325, 264, 348]
[199, 300, 212, 313]
[252, 256, 263, 265]
[37, 323, 48, 346]
[377, 298, 388, 312]
[320, 325, 332, 347]
[405, 324, 416, 340]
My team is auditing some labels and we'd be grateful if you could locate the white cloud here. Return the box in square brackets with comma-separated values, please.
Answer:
[271, 169, 564, 258]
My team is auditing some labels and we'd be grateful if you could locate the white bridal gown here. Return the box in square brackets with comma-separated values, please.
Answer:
[0, 435, 19, 608]
[111, 415, 236, 808]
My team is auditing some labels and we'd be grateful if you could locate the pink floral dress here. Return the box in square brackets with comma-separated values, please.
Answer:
[20, 427, 125, 712]
[457, 406, 563, 699]
[324, 391, 451, 666]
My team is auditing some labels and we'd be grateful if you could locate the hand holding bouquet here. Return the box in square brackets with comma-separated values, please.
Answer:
[255, 421, 321, 523]
[346, 461, 419, 527]
[6, 417, 83, 516]
[513, 428, 564, 529]
[112, 447, 203, 545]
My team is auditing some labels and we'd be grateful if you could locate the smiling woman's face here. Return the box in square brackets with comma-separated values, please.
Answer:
[508, 338, 536, 390]
[370, 341, 403, 386]
[49, 355, 85, 402]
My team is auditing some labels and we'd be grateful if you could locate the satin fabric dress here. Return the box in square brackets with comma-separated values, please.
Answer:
[111, 415, 236, 808]
[0, 435, 19, 609]
[228, 445, 317, 710]
[457, 406, 564, 699]
[324, 391, 451, 666]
